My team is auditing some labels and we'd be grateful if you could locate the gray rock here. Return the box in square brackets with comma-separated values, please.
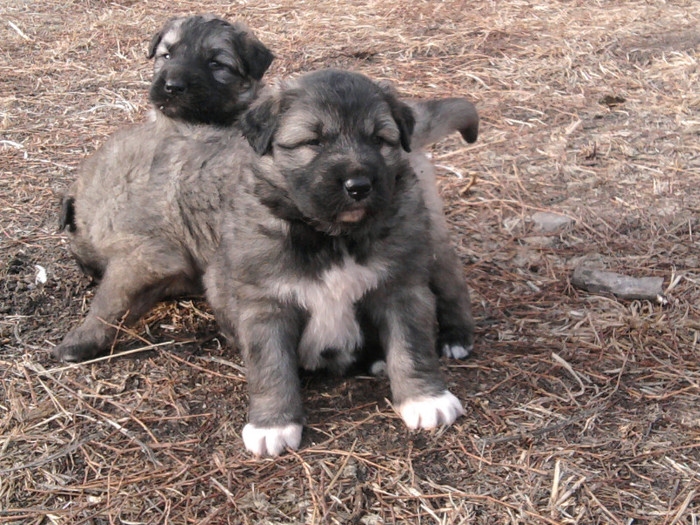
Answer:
[532, 211, 575, 232]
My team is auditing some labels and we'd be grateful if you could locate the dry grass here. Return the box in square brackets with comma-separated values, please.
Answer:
[1, 0, 699, 523]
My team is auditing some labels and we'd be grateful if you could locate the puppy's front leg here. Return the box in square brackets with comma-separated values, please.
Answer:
[235, 301, 304, 457]
[374, 286, 465, 430]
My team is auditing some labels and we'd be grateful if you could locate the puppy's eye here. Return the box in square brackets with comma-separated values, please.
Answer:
[372, 134, 394, 147]
[292, 138, 322, 149]
[159, 53, 171, 60]
[209, 60, 227, 71]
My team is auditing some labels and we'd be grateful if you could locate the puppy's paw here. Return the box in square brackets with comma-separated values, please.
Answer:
[441, 343, 473, 360]
[369, 360, 387, 376]
[398, 390, 464, 430]
[242, 423, 303, 457]
[51, 340, 101, 362]
[437, 325, 474, 360]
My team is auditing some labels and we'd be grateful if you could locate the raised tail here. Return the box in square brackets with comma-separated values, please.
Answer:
[408, 98, 479, 150]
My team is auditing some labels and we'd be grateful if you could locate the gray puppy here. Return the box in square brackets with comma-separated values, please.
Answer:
[205, 70, 464, 456]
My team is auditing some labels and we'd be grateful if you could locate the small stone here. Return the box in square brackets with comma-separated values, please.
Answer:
[523, 236, 555, 247]
[531, 212, 575, 233]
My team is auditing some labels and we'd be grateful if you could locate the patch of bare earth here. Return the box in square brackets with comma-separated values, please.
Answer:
[1, 0, 699, 523]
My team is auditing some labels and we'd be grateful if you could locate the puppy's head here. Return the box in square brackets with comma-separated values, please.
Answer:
[241, 69, 415, 236]
[148, 15, 274, 125]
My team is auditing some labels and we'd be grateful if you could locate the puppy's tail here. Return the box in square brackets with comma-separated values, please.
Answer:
[408, 98, 479, 150]
[59, 195, 77, 233]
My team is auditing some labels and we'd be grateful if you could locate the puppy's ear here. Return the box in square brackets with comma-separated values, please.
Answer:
[387, 97, 416, 153]
[146, 29, 163, 59]
[241, 91, 282, 155]
[379, 83, 415, 152]
[147, 17, 182, 59]
[234, 27, 274, 81]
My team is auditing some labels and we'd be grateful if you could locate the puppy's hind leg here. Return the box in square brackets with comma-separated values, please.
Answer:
[370, 285, 465, 430]
[53, 248, 192, 362]
[411, 153, 475, 359]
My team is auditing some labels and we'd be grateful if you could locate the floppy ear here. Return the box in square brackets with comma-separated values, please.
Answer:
[234, 27, 274, 81]
[240, 92, 282, 155]
[146, 29, 163, 59]
[386, 95, 416, 153]
[147, 17, 182, 59]
[379, 82, 415, 152]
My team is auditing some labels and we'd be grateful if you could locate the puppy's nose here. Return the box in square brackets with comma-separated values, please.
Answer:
[344, 177, 372, 201]
[164, 79, 186, 95]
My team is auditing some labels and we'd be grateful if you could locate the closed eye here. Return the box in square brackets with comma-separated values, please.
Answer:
[208, 53, 242, 76]
[276, 137, 325, 150]
[277, 138, 323, 150]
[371, 133, 397, 147]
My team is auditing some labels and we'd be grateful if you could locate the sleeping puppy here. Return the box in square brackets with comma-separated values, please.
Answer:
[55, 15, 274, 362]
[60, 14, 272, 239]
[205, 69, 464, 457]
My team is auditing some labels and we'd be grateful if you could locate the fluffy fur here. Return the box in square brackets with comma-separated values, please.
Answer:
[144, 14, 478, 359]
[205, 70, 465, 456]
[55, 117, 250, 361]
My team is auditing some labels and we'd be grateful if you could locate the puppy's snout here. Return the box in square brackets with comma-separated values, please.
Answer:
[164, 79, 187, 95]
[344, 177, 372, 201]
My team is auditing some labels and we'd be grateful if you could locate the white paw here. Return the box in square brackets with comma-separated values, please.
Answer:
[369, 360, 387, 376]
[441, 344, 473, 359]
[398, 390, 465, 430]
[242, 423, 303, 457]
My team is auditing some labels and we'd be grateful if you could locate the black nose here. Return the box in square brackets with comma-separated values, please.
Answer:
[164, 79, 186, 95]
[344, 177, 372, 201]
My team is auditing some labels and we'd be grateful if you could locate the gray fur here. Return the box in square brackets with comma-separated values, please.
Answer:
[409, 97, 479, 148]
[55, 116, 250, 361]
[55, 15, 274, 361]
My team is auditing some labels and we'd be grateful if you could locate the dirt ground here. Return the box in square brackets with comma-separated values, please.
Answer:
[1, 0, 699, 523]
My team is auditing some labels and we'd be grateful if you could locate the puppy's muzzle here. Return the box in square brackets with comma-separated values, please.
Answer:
[344, 177, 372, 201]
[164, 78, 187, 95]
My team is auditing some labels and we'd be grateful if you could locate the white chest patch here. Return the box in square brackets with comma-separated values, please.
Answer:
[274, 255, 386, 370]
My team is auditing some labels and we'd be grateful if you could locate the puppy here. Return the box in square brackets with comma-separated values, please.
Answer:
[54, 118, 247, 362]
[59, 14, 273, 244]
[408, 97, 479, 359]
[205, 70, 464, 457]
